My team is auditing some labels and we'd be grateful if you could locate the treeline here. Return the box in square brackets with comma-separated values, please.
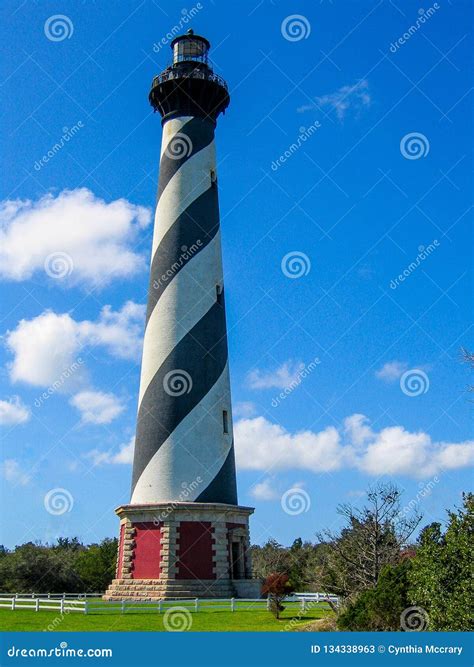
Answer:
[0, 538, 117, 594]
[250, 485, 473, 631]
[1, 485, 471, 632]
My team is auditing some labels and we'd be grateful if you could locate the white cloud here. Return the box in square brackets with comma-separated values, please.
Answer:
[86, 436, 135, 465]
[247, 360, 305, 390]
[70, 391, 124, 425]
[0, 188, 151, 288]
[1, 459, 31, 486]
[234, 414, 474, 479]
[0, 396, 30, 425]
[250, 478, 279, 501]
[298, 79, 371, 120]
[233, 401, 257, 418]
[5, 301, 145, 389]
[375, 361, 408, 382]
[235, 417, 342, 472]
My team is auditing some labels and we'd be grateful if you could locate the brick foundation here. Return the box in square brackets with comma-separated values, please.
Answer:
[104, 503, 261, 600]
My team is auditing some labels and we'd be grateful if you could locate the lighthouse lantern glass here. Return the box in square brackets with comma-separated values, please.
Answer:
[173, 37, 209, 64]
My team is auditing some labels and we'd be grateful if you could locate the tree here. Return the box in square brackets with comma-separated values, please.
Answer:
[318, 483, 421, 597]
[461, 347, 474, 396]
[251, 539, 292, 579]
[75, 538, 118, 592]
[409, 493, 473, 630]
[262, 573, 294, 619]
[0, 542, 81, 593]
[337, 560, 411, 631]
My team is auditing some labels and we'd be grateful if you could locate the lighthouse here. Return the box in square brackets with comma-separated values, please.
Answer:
[105, 30, 260, 600]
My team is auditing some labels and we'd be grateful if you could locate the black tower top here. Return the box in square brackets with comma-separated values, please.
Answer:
[149, 29, 230, 124]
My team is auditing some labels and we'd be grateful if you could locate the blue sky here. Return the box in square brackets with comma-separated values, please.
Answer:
[0, 0, 472, 549]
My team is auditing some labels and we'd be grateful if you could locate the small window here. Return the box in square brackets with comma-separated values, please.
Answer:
[216, 284, 223, 304]
[223, 410, 229, 434]
[210, 169, 217, 187]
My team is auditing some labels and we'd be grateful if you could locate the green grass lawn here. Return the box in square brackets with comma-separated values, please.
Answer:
[0, 602, 333, 632]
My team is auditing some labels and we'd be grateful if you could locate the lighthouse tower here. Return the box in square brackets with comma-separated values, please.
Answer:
[105, 30, 260, 600]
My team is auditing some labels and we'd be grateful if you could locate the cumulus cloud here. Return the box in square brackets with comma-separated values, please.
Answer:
[234, 414, 474, 479]
[250, 478, 280, 501]
[86, 437, 135, 466]
[0, 188, 151, 287]
[247, 360, 305, 390]
[233, 401, 257, 418]
[70, 391, 124, 425]
[375, 361, 409, 382]
[5, 301, 145, 389]
[298, 79, 371, 120]
[0, 396, 30, 425]
[1, 459, 31, 486]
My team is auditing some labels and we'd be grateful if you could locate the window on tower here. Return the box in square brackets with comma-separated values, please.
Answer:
[216, 284, 223, 304]
[223, 410, 229, 434]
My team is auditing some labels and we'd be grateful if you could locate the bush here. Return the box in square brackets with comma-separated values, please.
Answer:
[262, 573, 294, 619]
[337, 560, 411, 631]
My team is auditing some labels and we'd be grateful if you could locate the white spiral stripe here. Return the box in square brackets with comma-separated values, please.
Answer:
[132, 364, 232, 504]
[152, 136, 216, 257]
[138, 232, 223, 406]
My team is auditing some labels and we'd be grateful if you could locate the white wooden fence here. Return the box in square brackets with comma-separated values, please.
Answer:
[0, 598, 87, 613]
[0, 593, 339, 615]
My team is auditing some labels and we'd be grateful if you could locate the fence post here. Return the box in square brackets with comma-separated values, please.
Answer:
[11, 598, 15, 611]
[60, 598, 65, 615]
[158, 600, 162, 614]
[35, 598, 39, 612]
[230, 598, 235, 612]
[48, 592, 51, 599]
[316, 592, 319, 604]
[121, 599, 125, 615]
[266, 597, 270, 611]
[194, 598, 199, 612]
[84, 600, 88, 615]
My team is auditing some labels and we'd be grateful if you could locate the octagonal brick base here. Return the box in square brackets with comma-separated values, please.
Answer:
[104, 502, 261, 600]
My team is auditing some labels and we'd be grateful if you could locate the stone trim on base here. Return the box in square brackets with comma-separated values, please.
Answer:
[105, 503, 261, 600]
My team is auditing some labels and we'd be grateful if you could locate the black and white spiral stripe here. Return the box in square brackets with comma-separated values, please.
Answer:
[131, 116, 237, 506]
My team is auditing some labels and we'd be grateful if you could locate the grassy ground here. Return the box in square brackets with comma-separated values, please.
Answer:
[0, 602, 333, 632]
